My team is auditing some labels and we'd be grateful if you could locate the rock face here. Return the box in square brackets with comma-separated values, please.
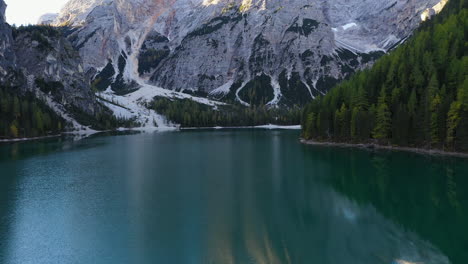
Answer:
[0, 0, 104, 125]
[12, 27, 103, 116]
[53, 0, 440, 106]
[0, 0, 15, 83]
[37, 13, 59, 25]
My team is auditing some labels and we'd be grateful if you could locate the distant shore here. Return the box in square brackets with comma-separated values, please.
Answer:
[300, 139, 468, 159]
[181, 124, 302, 130]
[0, 125, 302, 144]
[0, 134, 61, 143]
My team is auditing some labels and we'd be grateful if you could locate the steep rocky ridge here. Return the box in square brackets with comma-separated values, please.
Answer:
[12, 26, 103, 117]
[54, 0, 441, 107]
[0, 0, 15, 83]
[0, 0, 112, 131]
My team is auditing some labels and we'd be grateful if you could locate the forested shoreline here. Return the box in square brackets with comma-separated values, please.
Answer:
[302, 0, 468, 152]
[0, 87, 65, 139]
[151, 96, 302, 128]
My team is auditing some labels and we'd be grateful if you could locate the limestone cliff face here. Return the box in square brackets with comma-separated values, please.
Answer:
[0, 0, 15, 83]
[55, 0, 440, 106]
[38, 13, 59, 25]
[12, 27, 103, 116]
[0, 0, 104, 124]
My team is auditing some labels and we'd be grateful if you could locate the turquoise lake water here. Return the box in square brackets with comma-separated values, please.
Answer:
[0, 130, 467, 264]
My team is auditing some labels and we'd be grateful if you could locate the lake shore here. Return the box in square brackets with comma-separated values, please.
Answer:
[182, 124, 301, 130]
[0, 134, 62, 143]
[0, 125, 301, 144]
[300, 139, 468, 159]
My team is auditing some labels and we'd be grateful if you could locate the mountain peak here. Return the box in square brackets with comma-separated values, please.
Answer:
[53, 0, 442, 107]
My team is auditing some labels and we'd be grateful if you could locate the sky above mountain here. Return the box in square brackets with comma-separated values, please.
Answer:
[4, 0, 68, 25]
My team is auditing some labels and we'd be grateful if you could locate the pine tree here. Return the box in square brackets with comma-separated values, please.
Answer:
[373, 87, 392, 143]
[447, 101, 461, 148]
[304, 112, 316, 139]
[351, 107, 359, 139]
[430, 94, 442, 145]
[301, 3, 467, 151]
[13, 96, 20, 119]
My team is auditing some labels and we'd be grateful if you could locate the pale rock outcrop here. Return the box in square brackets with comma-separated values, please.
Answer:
[38, 13, 59, 25]
[0, 0, 15, 83]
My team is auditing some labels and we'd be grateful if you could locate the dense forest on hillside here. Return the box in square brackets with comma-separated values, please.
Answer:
[0, 88, 65, 139]
[302, 0, 468, 152]
[151, 96, 301, 127]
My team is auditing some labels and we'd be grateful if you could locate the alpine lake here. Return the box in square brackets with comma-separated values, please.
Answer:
[0, 129, 467, 264]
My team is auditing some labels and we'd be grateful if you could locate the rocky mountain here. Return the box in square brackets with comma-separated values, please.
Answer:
[53, 0, 442, 107]
[0, 0, 15, 83]
[0, 0, 449, 134]
[12, 26, 104, 119]
[0, 0, 110, 131]
[37, 13, 59, 25]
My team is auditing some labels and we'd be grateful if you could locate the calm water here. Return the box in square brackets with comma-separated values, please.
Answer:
[0, 130, 467, 264]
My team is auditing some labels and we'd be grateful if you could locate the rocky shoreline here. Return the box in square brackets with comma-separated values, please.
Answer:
[300, 139, 468, 159]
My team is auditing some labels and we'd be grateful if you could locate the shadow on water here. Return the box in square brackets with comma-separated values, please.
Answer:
[304, 145, 468, 264]
[0, 130, 144, 161]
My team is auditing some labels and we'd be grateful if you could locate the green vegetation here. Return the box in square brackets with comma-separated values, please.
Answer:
[138, 48, 169, 75]
[35, 78, 64, 94]
[67, 104, 136, 131]
[286, 18, 320, 37]
[278, 71, 314, 106]
[151, 96, 301, 128]
[238, 74, 275, 106]
[11, 24, 61, 39]
[0, 87, 65, 139]
[92, 61, 115, 92]
[186, 15, 242, 39]
[12, 25, 61, 52]
[302, 0, 468, 152]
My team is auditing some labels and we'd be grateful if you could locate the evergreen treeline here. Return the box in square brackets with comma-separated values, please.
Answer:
[0, 88, 65, 139]
[302, 0, 468, 152]
[151, 96, 301, 127]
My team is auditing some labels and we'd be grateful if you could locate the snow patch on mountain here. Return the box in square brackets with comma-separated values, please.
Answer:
[209, 80, 234, 96]
[268, 77, 281, 106]
[98, 81, 226, 128]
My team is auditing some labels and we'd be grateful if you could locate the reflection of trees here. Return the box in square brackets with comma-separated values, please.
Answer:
[371, 156, 389, 201]
[445, 167, 460, 211]
[327, 150, 468, 264]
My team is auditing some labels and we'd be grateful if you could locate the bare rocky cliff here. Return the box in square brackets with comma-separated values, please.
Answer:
[12, 26, 103, 117]
[0, 0, 108, 129]
[54, 0, 441, 106]
[0, 0, 15, 84]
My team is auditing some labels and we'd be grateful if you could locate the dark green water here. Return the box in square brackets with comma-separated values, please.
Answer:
[0, 130, 467, 264]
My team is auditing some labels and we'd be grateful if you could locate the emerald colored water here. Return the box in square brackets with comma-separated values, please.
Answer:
[0, 130, 466, 264]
